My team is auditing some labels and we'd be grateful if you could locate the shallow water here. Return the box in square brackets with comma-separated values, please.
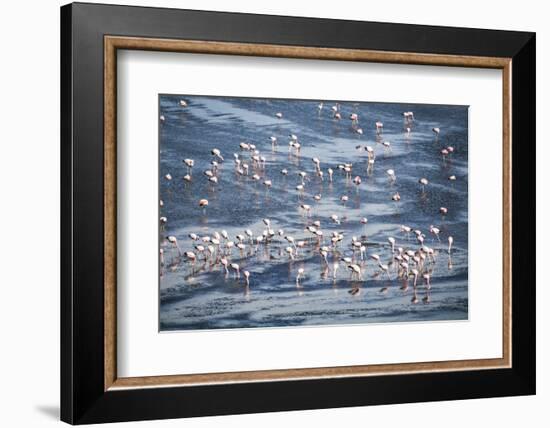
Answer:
[159, 95, 468, 331]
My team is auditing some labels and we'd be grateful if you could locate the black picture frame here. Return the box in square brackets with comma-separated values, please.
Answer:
[61, 2, 535, 424]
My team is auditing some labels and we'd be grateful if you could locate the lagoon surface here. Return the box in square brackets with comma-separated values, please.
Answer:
[159, 95, 468, 331]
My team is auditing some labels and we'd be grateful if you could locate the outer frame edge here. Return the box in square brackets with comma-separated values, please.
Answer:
[60, 2, 75, 425]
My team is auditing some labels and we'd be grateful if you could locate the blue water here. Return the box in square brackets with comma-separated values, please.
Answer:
[159, 94, 468, 331]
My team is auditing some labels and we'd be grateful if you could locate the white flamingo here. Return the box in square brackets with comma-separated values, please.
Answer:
[230, 263, 240, 278]
[199, 199, 209, 215]
[419, 178, 429, 192]
[211, 148, 224, 161]
[166, 236, 182, 256]
[183, 158, 194, 174]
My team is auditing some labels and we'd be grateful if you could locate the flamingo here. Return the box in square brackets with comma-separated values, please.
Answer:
[400, 225, 412, 239]
[388, 237, 396, 253]
[199, 199, 209, 215]
[419, 177, 429, 192]
[194, 244, 206, 260]
[166, 236, 182, 256]
[386, 169, 396, 182]
[365, 146, 374, 156]
[379, 263, 391, 280]
[331, 103, 340, 118]
[275, 112, 283, 119]
[285, 235, 297, 250]
[243, 270, 250, 286]
[429, 225, 441, 242]
[159, 216, 167, 230]
[306, 225, 317, 236]
[230, 263, 240, 278]
[183, 159, 194, 174]
[296, 267, 305, 285]
[440, 207, 448, 215]
[300, 204, 312, 217]
[211, 148, 224, 161]
[348, 264, 362, 280]
[448, 236, 454, 254]
[312, 157, 321, 171]
[294, 240, 305, 256]
[360, 217, 368, 234]
[285, 246, 295, 260]
[179, 99, 188, 107]
[432, 127, 440, 137]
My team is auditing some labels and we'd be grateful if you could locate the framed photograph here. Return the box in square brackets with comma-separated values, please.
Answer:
[61, 2, 535, 424]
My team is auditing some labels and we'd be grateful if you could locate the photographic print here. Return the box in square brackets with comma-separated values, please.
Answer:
[159, 95, 468, 331]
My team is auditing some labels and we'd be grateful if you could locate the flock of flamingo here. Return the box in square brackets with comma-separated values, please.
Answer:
[160, 99, 460, 305]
